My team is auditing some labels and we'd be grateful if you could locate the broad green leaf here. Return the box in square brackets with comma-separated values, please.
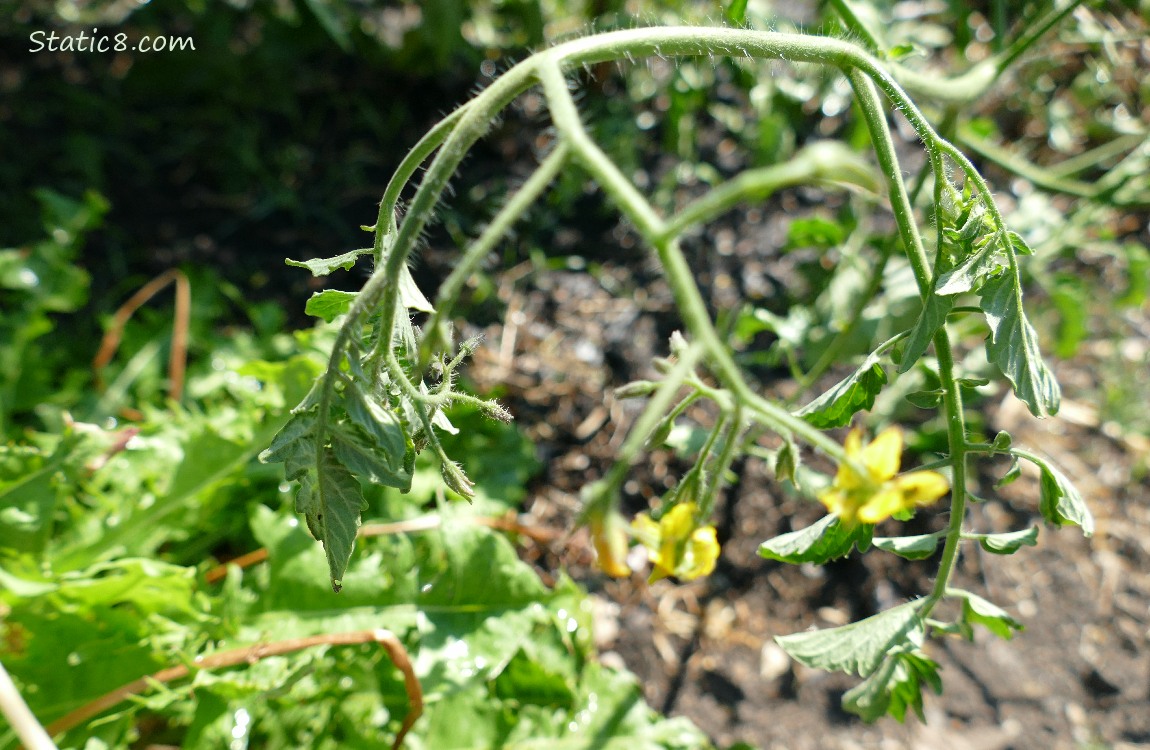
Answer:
[306, 449, 368, 591]
[776, 600, 924, 677]
[343, 384, 409, 470]
[797, 353, 887, 428]
[259, 412, 317, 480]
[980, 272, 1061, 417]
[935, 242, 1003, 296]
[842, 647, 941, 722]
[1030, 453, 1093, 535]
[955, 590, 1023, 640]
[286, 248, 371, 276]
[871, 533, 942, 560]
[330, 422, 412, 490]
[758, 514, 872, 564]
[304, 289, 358, 323]
[898, 292, 954, 373]
[979, 526, 1038, 554]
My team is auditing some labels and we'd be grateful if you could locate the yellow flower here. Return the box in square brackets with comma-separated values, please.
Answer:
[633, 502, 720, 583]
[589, 511, 632, 578]
[819, 427, 949, 527]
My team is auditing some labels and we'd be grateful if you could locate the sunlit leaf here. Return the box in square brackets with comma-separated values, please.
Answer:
[304, 289, 358, 323]
[758, 514, 872, 565]
[871, 533, 941, 560]
[980, 272, 1061, 417]
[842, 647, 941, 722]
[1028, 453, 1093, 536]
[798, 353, 887, 428]
[286, 249, 371, 277]
[955, 589, 1023, 640]
[978, 526, 1038, 554]
[776, 600, 924, 677]
[898, 292, 953, 373]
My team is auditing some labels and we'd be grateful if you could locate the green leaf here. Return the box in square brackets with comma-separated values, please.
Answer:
[935, 242, 1003, 296]
[955, 590, 1023, 640]
[1028, 453, 1093, 536]
[397, 263, 434, 313]
[343, 383, 409, 469]
[1006, 230, 1034, 255]
[775, 437, 799, 488]
[758, 514, 872, 565]
[897, 292, 954, 373]
[776, 601, 925, 677]
[995, 458, 1021, 488]
[978, 526, 1038, 554]
[302, 449, 367, 591]
[905, 389, 943, 409]
[797, 353, 887, 428]
[259, 412, 317, 481]
[842, 648, 941, 722]
[724, 0, 749, 24]
[286, 248, 371, 276]
[979, 272, 1061, 417]
[871, 533, 941, 560]
[304, 289, 358, 323]
[330, 422, 412, 490]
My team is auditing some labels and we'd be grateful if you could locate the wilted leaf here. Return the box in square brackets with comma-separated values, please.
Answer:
[842, 647, 941, 722]
[1028, 453, 1093, 536]
[955, 590, 1023, 640]
[980, 272, 1061, 417]
[303, 449, 367, 591]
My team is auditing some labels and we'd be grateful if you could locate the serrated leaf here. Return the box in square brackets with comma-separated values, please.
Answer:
[1007, 230, 1034, 255]
[776, 600, 924, 677]
[842, 647, 941, 722]
[979, 526, 1038, 554]
[956, 590, 1023, 640]
[798, 353, 887, 428]
[307, 449, 367, 591]
[329, 422, 412, 490]
[898, 292, 954, 373]
[1029, 453, 1093, 535]
[286, 248, 371, 276]
[259, 412, 317, 480]
[871, 533, 941, 560]
[905, 389, 943, 409]
[980, 272, 1061, 417]
[304, 289, 357, 323]
[935, 243, 1004, 296]
[344, 383, 409, 467]
[758, 514, 872, 564]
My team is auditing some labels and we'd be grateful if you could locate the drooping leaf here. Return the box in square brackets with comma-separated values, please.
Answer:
[304, 289, 358, 323]
[978, 526, 1038, 554]
[995, 458, 1021, 488]
[776, 600, 924, 677]
[758, 514, 872, 565]
[286, 248, 371, 276]
[329, 422, 412, 490]
[259, 412, 317, 480]
[955, 590, 1023, 640]
[905, 389, 943, 409]
[343, 383, 409, 468]
[305, 449, 367, 591]
[935, 241, 1003, 296]
[871, 533, 942, 560]
[397, 264, 434, 313]
[898, 291, 954, 373]
[980, 272, 1061, 417]
[842, 647, 942, 722]
[798, 353, 887, 428]
[1028, 453, 1093, 536]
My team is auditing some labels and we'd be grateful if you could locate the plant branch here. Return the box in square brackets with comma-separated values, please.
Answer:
[0, 659, 56, 750]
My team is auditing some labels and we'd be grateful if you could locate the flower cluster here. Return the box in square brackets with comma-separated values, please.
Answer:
[590, 502, 720, 582]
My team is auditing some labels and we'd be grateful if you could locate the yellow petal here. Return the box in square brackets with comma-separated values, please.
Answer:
[857, 487, 906, 524]
[836, 429, 867, 489]
[678, 527, 720, 580]
[659, 502, 697, 540]
[862, 427, 903, 482]
[892, 471, 950, 507]
[591, 513, 631, 578]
